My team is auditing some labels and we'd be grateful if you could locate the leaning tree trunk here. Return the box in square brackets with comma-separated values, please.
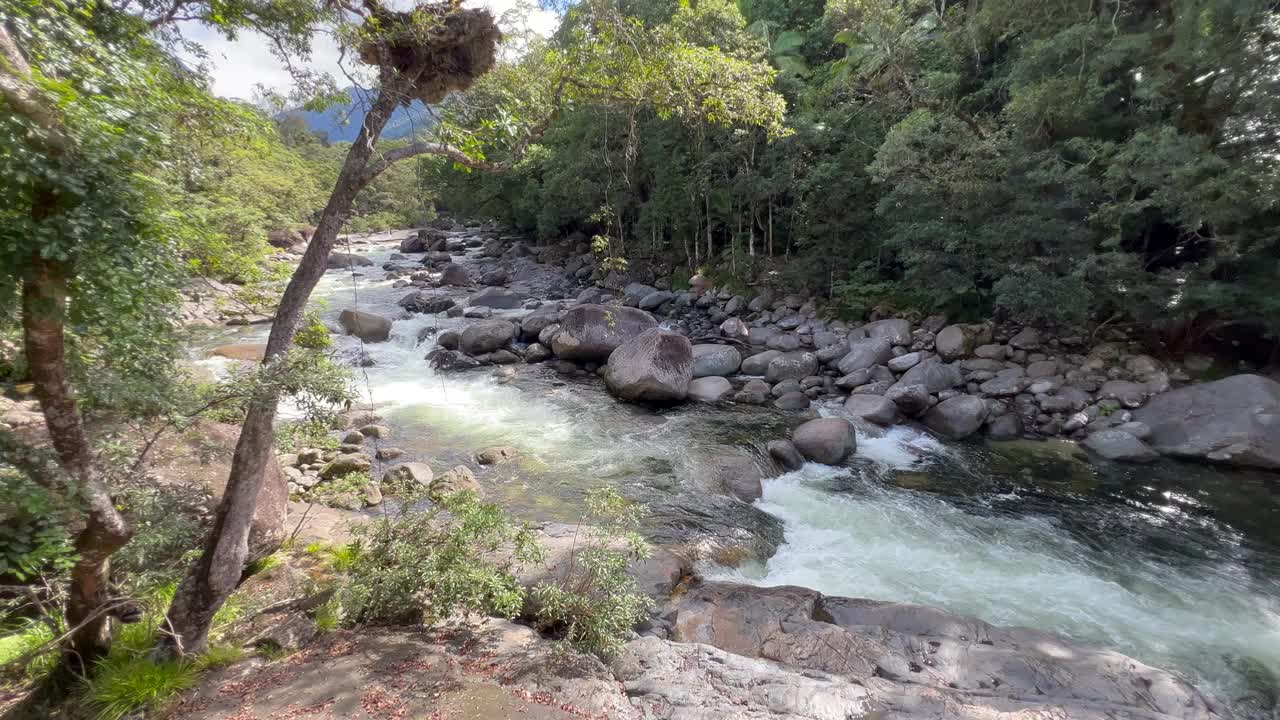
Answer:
[22, 251, 134, 670]
[157, 79, 412, 657]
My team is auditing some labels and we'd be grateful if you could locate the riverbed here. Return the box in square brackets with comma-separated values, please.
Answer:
[191, 233, 1280, 713]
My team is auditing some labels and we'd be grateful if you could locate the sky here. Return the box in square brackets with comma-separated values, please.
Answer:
[179, 0, 559, 102]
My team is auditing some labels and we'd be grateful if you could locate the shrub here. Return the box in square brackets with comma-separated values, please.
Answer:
[84, 657, 198, 720]
[0, 469, 76, 583]
[337, 491, 542, 625]
[0, 619, 59, 684]
[275, 418, 339, 453]
[311, 471, 374, 509]
[110, 481, 206, 592]
[293, 310, 332, 350]
[532, 487, 652, 658]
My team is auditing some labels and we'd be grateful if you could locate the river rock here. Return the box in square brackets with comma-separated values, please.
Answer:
[426, 348, 483, 371]
[719, 317, 749, 341]
[924, 395, 989, 439]
[384, 462, 433, 488]
[478, 268, 508, 286]
[844, 394, 898, 426]
[1133, 374, 1280, 469]
[885, 383, 930, 417]
[211, 343, 266, 362]
[740, 350, 781, 376]
[519, 306, 562, 339]
[765, 351, 817, 383]
[460, 319, 516, 355]
[985, 412, 1024, 440]
[397, 291, 455, 314]
[320, 452, 372, 479]
[605, 328, 693, 405]
[430, 465, 480, 497]
[691, 344, 741, 377]
[438, 263, 470, 286]
[887, 351, 922, 372]
[476, 446, 519, 465]
[638, 290, 674, 311]
[864, 318, 912, 346]
[326, 251, 373, 269]
[1083, 429, 1159, 462]
[773, 391, 810, 410]
[1009, 326, 1042, 350]
[552, 304, 657, 362]
[792, 417, 856, 465]
[891, 358, 962, 395]
[687, 376, 732, 403]
[622, 283, 659, 307]
[767, 439, 804, 471]
[934, 324, 975, 360]
[338, 309, 391, 343]
[468, 286, 525, 309]
[836, 338, 893, 375]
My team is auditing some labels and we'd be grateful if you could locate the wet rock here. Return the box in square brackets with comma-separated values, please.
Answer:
[374, 447, 403, 461]
[1084, 429, 1159, 462]
[691, 344, 741, 377]
[688, 376, 733, 403]
[767, 439, 804, 471]
[519, 306, 563, 340]
[605, 328, 693, 405]
[552, 304, 658, 362]
[463, 306, 493, 319]
[845, 394, 898, 426]
[426, 348, 483, 372]
[468, 286, 525, 309]
[885, 383, 930, 417]
[326, 251, 373, 269]
[320, 452, 372, 480]
[430, 465, 480, 497]
[836, 337, 893, 375]
[460, 319, 517, 355]
[478, 268, 508, 286]
[733, 379, 771, 405]
[439, 263, 470, 286]
[924, 395, 989, 439]
[337, 309, 391, 343]
[765, 351, 818, 383]
[397, 291, 456, 314]
[985, 412, 1024, 440]
[792, 417, 856, 465]
[1134, 374, 1280, 469]
[524, 342, 551, 363]
[476, 446, 519, 465]
[774, 391, 810, 410]
[437, 329, 460, 350]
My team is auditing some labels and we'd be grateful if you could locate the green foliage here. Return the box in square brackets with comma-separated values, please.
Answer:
[293, 311, 333, 350]
[311, 471, 373, 509]
[83, 657, 199, 720]
[274, 418, 339, 453]
[532, 487, 652, 658]
[0, 620, 58, 685]
[110, 480, 207, 592]
[0, 470, 76, 582]
[337, 491, 543, 626]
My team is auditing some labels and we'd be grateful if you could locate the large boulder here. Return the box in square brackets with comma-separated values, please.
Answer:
[863, 318, 912, 346]
[740, 350, 781, 376]
[845, 394, 898, 426]
[338, 309, 391, 343]
[211, 343, 265, 362]
[552, 304, 657, 362]
[836, 338, 893, 375]
[468, 286, 526, 309]
[460, 319, 517, 355]
[791, 417, 857, 465]
[439, 263, 470, 286]
[268, 228, 304, 249]
[326, 251, 373, 269]
[691, 344, 741, 377]
[519, 306, 563, 340]
[934, 324, 975, 359]
[924, 395, 989, 439]
[765, 351, 818, 384]
[397, 291, 455, 314]
[1083, 430, 1159, 463]
[1133, 374, 1280, 469]
[890, 358, 962, 395]
[605, 328, 693, 405]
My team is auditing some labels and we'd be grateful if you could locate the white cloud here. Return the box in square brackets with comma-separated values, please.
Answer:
[178, 0, 558, 102]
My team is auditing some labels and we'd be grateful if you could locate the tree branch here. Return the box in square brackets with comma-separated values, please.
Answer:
[0, 26, 70, 151]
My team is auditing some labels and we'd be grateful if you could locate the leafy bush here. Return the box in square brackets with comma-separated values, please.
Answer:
[0, 470, 76, 582]
[110, 481, 207, 592]
[274, 418, 339, 453]
[532, 487, 652, 658]
[338, 491, 542, 625]
[293, 310, 332, 351]
[311, 471, 374, 509]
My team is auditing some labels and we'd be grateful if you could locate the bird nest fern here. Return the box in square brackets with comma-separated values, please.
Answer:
[357, 3, 502, 105]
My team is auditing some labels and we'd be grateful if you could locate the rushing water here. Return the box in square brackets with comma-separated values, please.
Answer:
[192, 234, 1280, 713]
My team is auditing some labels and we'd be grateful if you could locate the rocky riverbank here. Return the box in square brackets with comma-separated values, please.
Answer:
[181, 218, 1280, 719]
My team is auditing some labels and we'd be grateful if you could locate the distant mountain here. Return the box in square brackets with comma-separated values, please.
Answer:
[279, 87, 435, 143]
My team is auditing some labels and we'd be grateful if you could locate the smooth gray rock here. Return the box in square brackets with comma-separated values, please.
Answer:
[460, 319, 516, 355]
[792, 418, 856, 465]
[439, 263, 470, 286]
[691, 344, 742, 377]
[552, 304, 657, 362]
[924, 395, 989, 439]
[1099, 379, 1149, 408]
[844, 395, 898, 426]
[327, 251, 374, 269]
[891, 358, 962, 395]
[468, 286, 525, 309]
[337, 309, 391, 343]
[934, 324, 975, 360]
[836, 337, 893, 375]
[687, 376, 733, 403]
[765, 351, 818, 383]
[397, 291, 456, 314]
[1009, 327, 1042, 350]
[864, 318, 912, 346]
[605, 328, 693, 405]
[774, 391, 810, 410]
[639, 290, 674, 311]
[1084, 429, 1159, 462]
[885, 383, 930, 417]
[887, 351, 922, 372]
[1133, 374, 1280, 469]
[740, 350, 782, 376]
[767, 440, 804, 471]
[719, 317, 750, 341]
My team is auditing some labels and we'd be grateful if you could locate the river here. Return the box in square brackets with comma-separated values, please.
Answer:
[191, 234, 1280, 714]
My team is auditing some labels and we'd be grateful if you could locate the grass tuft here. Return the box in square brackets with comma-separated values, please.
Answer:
[84, 657, 198, 720]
